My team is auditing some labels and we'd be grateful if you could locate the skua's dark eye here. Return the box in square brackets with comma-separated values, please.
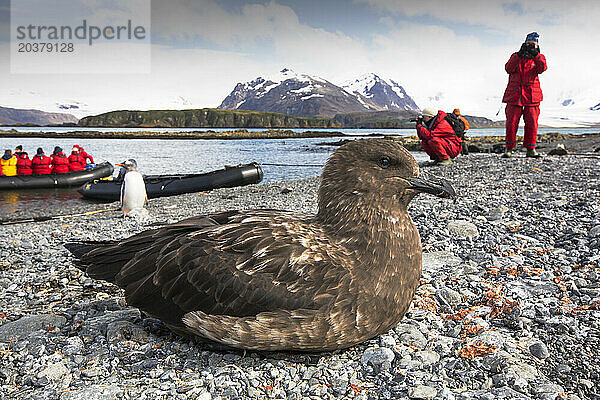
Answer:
[379, 157, 390, 168]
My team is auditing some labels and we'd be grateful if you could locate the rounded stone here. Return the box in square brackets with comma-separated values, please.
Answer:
[409, 385, 438, 399]
[361, 347, 395, 372]
[529, 341, 550, 360]
[447, 220, 479, 238]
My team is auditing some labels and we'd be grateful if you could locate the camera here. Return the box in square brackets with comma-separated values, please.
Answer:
[410, 115, 424, 123]
[519, 42, 539, 59]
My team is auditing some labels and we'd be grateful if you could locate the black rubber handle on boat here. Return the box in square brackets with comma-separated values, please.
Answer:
[261, 163, 325, 167]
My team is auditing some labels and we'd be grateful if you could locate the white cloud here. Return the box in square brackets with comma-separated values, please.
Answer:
[152, 0, 371, 82]
[1, 0, 598, 124]
[364, 22, 509, 116]
[354, 0, 600, 37]
[0, 42, 271, 117]
[1, 0, 373, 117]
[354, 0, 600, 120]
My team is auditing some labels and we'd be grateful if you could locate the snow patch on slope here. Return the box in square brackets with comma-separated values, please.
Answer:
[301, 94, 324, 101]
[343, 73, 379, 97]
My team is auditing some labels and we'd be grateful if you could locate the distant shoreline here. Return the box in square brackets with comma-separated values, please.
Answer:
[1, 129, 599, 152]
[0, 129, 350, 140]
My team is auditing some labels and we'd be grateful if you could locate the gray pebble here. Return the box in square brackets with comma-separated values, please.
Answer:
[529, 341, 550, 360]
[361, 347, 395, 373]
[0, 314, 67, 342]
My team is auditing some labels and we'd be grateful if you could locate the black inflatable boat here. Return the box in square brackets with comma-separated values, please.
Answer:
[0, 162, 114, 190]
[79, 163, 264, 201]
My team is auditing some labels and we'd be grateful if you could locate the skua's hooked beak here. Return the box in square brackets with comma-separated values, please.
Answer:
[405, 176, 456, 199]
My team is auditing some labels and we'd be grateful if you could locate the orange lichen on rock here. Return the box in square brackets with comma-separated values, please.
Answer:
[489, 298, 519, 319]
[415, 297, 439, 313]
[522, 266, 543, 275]
[462, 324, 485, 336]
[458, 341, 498, 359]
[483, 284, 504, 304]
[349, 384, 364, 395]
[442, 306, 477, 321]
[486, 265, 500, 275]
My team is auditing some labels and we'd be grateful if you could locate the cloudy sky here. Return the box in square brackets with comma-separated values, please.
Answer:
[0, 0, 599, 122]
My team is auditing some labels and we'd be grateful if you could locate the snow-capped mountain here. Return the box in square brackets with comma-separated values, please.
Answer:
[218, 68, 419, 118]
[342, 73, 419, 112]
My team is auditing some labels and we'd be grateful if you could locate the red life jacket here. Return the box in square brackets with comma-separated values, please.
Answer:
[32, 154, 52, 174]
[80, 149, 94, 164]
[16, 153, 33, 175]
[51, 153, 70, 174]
[68, 153, 85, 172]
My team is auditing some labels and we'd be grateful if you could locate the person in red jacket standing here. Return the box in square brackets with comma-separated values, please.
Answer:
[51, 146, 70, 174]
[502, 32, 547, 158]
[16, 152, 33, 175]
[32, 148, 52, 175]
[415, 108, 462, 165]
[68, 146, 86, 172]
[74, 145, 94, 165]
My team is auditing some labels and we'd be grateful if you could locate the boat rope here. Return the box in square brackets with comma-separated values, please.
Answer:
[261, 163, 325, 167]
[0, 208, 119, 226]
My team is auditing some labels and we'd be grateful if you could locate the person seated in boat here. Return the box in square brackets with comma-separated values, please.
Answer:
[51, 146, 70, 174]
[16, 152, 33, 175]
[1, 150, 18, 176]
[74, 145, 94, 165]
[32, 148, 52, 175]
[68, 146, 86, 172]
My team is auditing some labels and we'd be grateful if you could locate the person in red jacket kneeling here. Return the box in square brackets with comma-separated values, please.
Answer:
[16, 152, 33, 175]
[502, 32, 547, 158]
[68, 146, 86, 172]
[51, 146, 70, 174]
[32, 148, 52, 175]
[415, 108, 462, 166]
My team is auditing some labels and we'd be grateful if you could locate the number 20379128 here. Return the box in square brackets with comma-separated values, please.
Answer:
[17, 42, 74, 52]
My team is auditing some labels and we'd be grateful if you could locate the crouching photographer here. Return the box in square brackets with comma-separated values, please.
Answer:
[414, 108, 461, 166]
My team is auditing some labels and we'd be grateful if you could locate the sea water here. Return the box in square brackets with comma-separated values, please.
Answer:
[1, 136, 428, 214]
[1, 127, 597, 214]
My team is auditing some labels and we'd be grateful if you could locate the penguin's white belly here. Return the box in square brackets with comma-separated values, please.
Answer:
[121, 171, 146, 211]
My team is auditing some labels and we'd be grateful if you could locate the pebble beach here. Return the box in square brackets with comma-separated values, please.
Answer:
[1, 151, 599, 400]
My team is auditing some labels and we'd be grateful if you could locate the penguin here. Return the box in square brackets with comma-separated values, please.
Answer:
[116, 159, 147, 217]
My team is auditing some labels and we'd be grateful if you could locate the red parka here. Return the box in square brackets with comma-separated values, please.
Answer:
[502, 52, 547, 106]
[80, 149, 94, 164]
[16, 153, 33, 175]
[416, 111, 462, 160]
[51, 152, 70, 174]
[32, 154, 52, 174]
[68, 152, 86, 172]
[417, 111, 461, 143]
